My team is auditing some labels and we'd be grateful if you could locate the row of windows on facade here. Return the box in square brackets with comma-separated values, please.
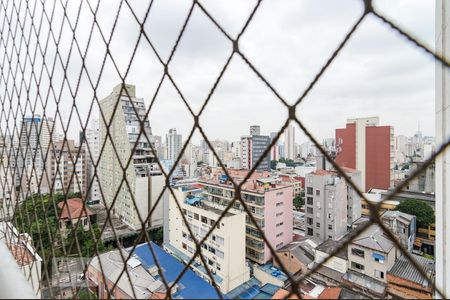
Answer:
[182, 209, 224, 229]
[181, 241, 225, 260]
[350, 262, 385, 279]
[182, 229, 225, 246]
[204, 186, 266, 205]
[211, 196, 265, 217]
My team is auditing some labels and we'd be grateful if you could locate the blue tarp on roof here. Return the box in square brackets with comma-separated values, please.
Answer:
[186, 196, 203, 205]
[238, 285, 260, 299]
[260, 283, 280, 295]
[225, 277, 261, 299]
[132, 242, 222, 299]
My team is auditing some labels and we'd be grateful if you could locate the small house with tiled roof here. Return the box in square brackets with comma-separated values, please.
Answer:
[58, 198, 95, 234]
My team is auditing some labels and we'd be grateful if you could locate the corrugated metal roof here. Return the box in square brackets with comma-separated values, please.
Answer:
[388, 254, 435, 287]
[352, 224, 394, 253]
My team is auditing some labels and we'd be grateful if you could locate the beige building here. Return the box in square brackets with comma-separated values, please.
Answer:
[344, 224, 400, 297]
[47, 140, 87, 196]
[99, 84, 164, 230]
[165, 187, 250, 293]
[0, 135, 15, 221]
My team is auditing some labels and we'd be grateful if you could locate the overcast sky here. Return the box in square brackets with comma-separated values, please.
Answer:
[2, 0, 437, 145]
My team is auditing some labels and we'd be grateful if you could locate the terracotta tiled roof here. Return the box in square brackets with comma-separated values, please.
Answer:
[318, 287, 341, 299]
[58, 198, 94, 220]
[9, 244, 35, 266]
[311, 169, 336, 176]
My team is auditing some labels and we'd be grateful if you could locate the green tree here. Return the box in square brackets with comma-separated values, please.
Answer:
[293, 195, 304, 210]
[65, 223, 108, 257]
[396, 199, 434, 228]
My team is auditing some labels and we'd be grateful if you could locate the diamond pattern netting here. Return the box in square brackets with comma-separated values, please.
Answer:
[0, 0, 448, 298]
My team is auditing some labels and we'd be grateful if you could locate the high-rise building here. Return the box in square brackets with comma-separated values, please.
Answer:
[16, 115, 55, 191]
[241, 126, 271, 171]
[284, 125, 296, 160]
[305, 168, 361, 241]
[250, 125, 261, 136]
[47, 139, 87, 196]
[0, 134, 15, 221]
[85, 119, 101, 203]
[305, 170, 348, 241]
[99, 84, 164, 229]
[270, 132, 279, 162]
[165, 186, 250, 293]
[166, 128, 182, 163]
[435, 1, 450, 293]
[200, 169, 293, 264]
[335, 117, 394, 191]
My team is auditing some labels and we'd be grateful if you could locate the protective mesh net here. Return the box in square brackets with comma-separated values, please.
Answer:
[0, 0, 448, 299]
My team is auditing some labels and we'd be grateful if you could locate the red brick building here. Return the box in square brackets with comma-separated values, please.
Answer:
[335, 117, 393, 191]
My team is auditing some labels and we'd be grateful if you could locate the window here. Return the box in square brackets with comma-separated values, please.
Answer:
[351, 262, 365, 271]
[373, 253, 385, 264]
[307, 228, 313, 236]
[306, 197, 313, 205]
[182, 243, 187, 250]
[316, 190, 320, 196]
[328, 224, 333, 230]
[216, 263, 221, 271]
[194, 213, 199, 220]
[351, 248, 365, 258]
[316, 222, 320, 228]
[276, 212, 283, 217]
[307, 187, 313, 195]
[276, 222, 284, 227]
[201, 216, 208, 224]
[216, 249, 224, 259]
[374, 270, 384, 279]
[276, 242, 284, 248]
[210, 219, 215, 226]
[276, 232, 283, 237]
[217, 235, 225, 245]
[307, 218, 313, 225]
[276, 202, 283, 207]
[307, 207, 313, 214]
[208, 246, 216, 254]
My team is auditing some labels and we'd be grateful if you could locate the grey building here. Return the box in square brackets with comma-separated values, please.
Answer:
[305, 170, 348, 241]
[251, 135, 270, 171]
[240, 132, 271, 171]
[381, 210, 416, 252]
[250, 125, 261, 136]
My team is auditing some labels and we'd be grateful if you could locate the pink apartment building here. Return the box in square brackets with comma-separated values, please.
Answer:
[200, 169, 293, 264]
